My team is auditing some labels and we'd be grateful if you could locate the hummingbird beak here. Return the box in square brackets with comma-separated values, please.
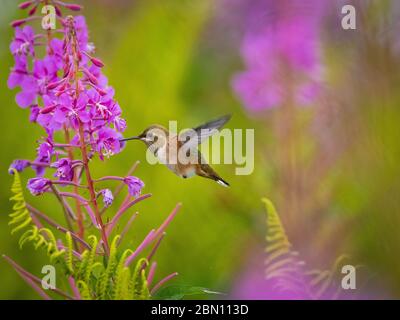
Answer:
[120, 135, 143, 142]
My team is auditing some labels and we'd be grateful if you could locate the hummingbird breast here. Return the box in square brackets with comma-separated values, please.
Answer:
[153, 136, 199, 179]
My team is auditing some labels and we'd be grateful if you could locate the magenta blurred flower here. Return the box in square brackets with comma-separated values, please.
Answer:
[124, 176, 145, 197]
[232, 1, 325, 111]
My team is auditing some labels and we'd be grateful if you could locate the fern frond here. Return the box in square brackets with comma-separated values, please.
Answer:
[114, 266, 131, 300]
[77, 235, 98, 283]
[18, 226, 39, 249]
[77, 280, 92, 300]
[130, 258, 149, 300]
[8, 170, 66, 267]
[263, 198, 354, 300]
[262, 198, 309, 297]
[307, 254, 351, 299]
[65, 232, 74, 273]
[113, 249, 134, 300]
[98, 235, 120, 300]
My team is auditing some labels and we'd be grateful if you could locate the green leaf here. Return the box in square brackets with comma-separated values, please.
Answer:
[152, 285, 223, 300]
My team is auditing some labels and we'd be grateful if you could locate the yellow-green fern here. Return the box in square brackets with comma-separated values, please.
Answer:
[113, 249, 134, 300]
[130, 258, 150, 300]
[263, 198, 350, 299]
[8, 170, 66, 265]
[97, 235, 120, 300]
[263, 198, 309, 296]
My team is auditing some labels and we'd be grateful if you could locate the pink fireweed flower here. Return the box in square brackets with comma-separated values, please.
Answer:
[8, 159, 30, 174]
[34, 140, 54, 168]
[124, 176, 145, 197]
[51, 158, 74, 181]
[95, 128, 123, 159]
[100, 189, 114, 208]
[232, 1, 325, 111]
[27, 177, 51, 196]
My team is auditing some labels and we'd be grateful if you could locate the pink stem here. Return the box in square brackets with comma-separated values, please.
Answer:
[26, 203, 91, 250]
[126, 204, 181, 268]
[93, 176, 124, 182]
[58, 244, 82, 260]
[56, 226, 92, 250]
[124, 229, 156, 267]
[16, 269, 52, 300]
[58, 191, 89, 204]
[30, 213, 44, 229]
[117, 212, 139, 246]
[53, 143, 80, 148]
[147, 262, 157, 287]
[3, 255, 73, 300]
[150, 272, 179, 295]
[83, 203, 99, 227]
[153, 203, 182, 240]
[30, 161, 51, 167]
[99, 161, 140, 215]
[68, 276, 81, 300]
[147, 232, 166, 263]
[106, 193, 151, 236]
[52, 180, 88, 189]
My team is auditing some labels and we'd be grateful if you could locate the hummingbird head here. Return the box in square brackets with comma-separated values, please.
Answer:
[141, 125, 168, 145]
[121, 125, 168, 150]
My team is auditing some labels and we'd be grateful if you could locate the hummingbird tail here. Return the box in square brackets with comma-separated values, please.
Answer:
[215, 176, 230, 187]
[197, 163, 230, 187]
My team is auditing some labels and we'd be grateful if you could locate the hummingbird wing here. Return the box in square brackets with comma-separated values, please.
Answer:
[179, 114, 232, 149]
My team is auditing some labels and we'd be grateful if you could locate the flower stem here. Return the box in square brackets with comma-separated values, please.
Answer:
[106, 193, 152, 236]
[69, 19, 109, 255]
[3, 255, 73, 300]
[27, 202, 92, 250]
[113, 161, 140, 197]
[78, 121, 109, 256]
[150, 272, 179, 295]
[63, 125, 85, 248]
[93, 176, 124, 182]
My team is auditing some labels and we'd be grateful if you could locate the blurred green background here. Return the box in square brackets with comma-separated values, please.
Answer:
[1, 0, 400, 299]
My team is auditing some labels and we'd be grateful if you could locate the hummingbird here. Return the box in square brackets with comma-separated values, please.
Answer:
[120, 115, 231, 187]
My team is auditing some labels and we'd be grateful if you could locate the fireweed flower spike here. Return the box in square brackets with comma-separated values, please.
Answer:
[5, 1, 182, 300]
